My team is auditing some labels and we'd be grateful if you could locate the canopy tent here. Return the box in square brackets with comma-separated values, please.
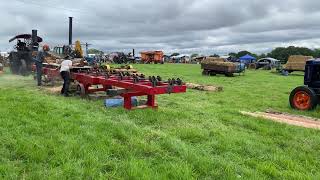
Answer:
[239, 54, 256, 63]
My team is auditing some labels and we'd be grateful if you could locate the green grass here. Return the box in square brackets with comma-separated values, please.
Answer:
[0, 64, 320, 179]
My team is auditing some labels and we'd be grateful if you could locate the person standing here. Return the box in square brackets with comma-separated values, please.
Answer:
[60, 59, 73, 97]
[34, 44, 49, 86]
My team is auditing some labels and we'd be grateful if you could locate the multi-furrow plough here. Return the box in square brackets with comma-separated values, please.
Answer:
[38, 64, 187, 110]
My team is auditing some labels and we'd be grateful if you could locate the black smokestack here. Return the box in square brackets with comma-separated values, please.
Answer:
[133, 49, 135, 57]
[31, 29, 38, 50]
[69, 17, 73, 46]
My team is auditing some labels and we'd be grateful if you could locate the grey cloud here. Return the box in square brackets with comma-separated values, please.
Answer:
[1, 0, 320, 54]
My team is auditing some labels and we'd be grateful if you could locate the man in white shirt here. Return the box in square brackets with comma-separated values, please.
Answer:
[60, 59, 72, 97]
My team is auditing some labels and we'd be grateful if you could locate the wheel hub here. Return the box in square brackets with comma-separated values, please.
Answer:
[293, 91, 311, 110]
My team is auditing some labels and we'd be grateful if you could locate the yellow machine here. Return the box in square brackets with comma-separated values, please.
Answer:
[74, 40, 83, 58]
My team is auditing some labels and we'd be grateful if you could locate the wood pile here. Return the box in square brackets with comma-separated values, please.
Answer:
[186, 83, 223, 92]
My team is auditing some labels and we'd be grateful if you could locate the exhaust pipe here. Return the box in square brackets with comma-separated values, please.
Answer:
[69, 17, 73, 46]
[31, 29, 38, 50]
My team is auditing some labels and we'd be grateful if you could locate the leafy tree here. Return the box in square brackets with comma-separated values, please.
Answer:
[268, 46, 314, 63]
[88, 48, 103, 55]
[170, 53, 180, 57]
[209, 54, 220, 57]
[313, 49, 320, 58]
[258, 53, 267, 59]
[236, 51, 257, 59]
[228, 52, 237, 58]
[191, 53, 199, 58]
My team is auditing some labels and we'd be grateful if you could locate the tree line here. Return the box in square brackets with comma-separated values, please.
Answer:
[89, 46, 320, 64]
[191, 46, 319, 63]
[228, 46, 320, 63]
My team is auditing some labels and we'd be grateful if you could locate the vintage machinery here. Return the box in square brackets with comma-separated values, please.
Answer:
[108, 52, 135, 64]
[52, 17, 84, 59]
[8, 30, 42, 75]
[254, 58, 281, 70]
[36, 64, 186, 110]
[289, 59, 320, 110]
[140, 51, 164, 64]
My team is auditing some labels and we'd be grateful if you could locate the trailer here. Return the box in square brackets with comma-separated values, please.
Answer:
[140, 51, 164, 64]
[201, 57, 245, 77]
[38, 64, 186, 110]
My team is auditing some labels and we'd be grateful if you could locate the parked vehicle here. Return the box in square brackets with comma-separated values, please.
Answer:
[255, 58, 280, 70]
[140, 51, 164, 64]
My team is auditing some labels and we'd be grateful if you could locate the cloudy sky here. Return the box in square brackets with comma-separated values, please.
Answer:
[1, 0, 320, 55]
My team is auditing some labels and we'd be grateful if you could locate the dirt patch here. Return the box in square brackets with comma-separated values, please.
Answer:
[241, 110, 320, 129]
[186, 82, 223, 92]
[41, 86, 62, 94]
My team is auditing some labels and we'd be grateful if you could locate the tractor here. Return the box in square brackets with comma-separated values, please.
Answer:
[8, 30, 42, 76]
[289, 59, 320, 110]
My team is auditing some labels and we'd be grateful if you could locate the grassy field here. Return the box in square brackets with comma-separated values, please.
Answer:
[0, 64, 320, 179]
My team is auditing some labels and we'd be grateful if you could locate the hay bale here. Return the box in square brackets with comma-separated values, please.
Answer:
[201, 57, 226, 64]
[201, 57, 237, 72]
[283, 55, 313, 71]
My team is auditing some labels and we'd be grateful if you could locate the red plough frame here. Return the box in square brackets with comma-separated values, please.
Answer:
[39, 64, 187, 110]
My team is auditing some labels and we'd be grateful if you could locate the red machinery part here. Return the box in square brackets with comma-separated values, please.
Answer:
[289, 86, 318, 111]
[37, 64, 187, 110]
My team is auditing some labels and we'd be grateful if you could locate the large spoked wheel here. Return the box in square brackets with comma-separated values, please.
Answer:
[289, 86, 318, 111]
[76, 83, 87, 98]
[19, 59, 27, 76]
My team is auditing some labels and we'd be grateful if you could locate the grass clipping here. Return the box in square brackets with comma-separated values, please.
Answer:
[186, 82, 223, 92]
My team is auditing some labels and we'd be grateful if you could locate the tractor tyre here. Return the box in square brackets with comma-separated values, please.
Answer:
[9, 53, 19, 74]
[225, 73, 234, 77]
[202, 70, 208, 76]
[289, 86, 318, 111]
[76, 83, 87, 98]
[209, 71, 216, 76]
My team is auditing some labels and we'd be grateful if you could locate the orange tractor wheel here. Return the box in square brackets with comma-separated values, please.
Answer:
[289, 86, 318, 110]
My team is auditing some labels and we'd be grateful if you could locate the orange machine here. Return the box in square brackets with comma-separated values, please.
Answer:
[140, 51, 164, 64]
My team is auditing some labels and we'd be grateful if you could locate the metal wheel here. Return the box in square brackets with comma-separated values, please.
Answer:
[202, 70, 208, 75]
[19, 59, 27, 76]
[76, 83, 86, 98]
[289, 86, 318, 110]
